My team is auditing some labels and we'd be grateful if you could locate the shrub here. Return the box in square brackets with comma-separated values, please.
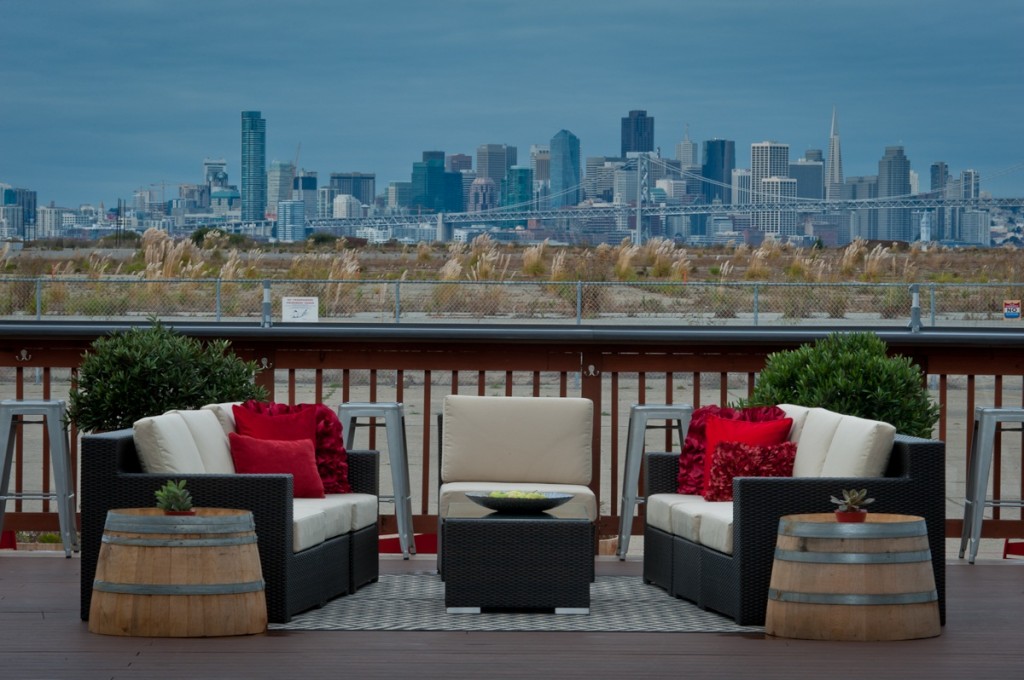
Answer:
[743, 331, 939, 438]
[67, 320, 267, 432]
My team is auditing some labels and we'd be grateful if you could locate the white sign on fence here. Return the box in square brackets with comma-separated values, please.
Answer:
[282, 296, 319, 323]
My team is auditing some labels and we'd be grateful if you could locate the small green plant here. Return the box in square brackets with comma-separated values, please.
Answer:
[154, 480, 193, 512]
[830, 488, 875, 512]
[743, 331, 939, 438]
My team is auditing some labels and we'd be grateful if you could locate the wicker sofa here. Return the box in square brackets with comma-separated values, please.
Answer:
[79, 405, 380, 624]
[643, 404, 946, 626]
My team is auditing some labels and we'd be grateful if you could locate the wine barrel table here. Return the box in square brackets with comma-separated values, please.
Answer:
[89, 508, 267, 637]
[765, 513, 940, 641]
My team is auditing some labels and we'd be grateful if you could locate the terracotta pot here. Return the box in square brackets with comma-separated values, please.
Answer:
[834, 510, 868, 523]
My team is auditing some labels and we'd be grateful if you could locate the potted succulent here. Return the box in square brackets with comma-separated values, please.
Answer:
[830, 488, 874, 523]
[155, 480, 195, 515]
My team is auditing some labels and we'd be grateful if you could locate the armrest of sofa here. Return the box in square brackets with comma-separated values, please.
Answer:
[345, 449, 379, 496]
[644, 451, 679, 496]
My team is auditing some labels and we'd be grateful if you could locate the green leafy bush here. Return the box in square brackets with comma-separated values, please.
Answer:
[67, 320, 267, 432]
[744, 331, 939, 438]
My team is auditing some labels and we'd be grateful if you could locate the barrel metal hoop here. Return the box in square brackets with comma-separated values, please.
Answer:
[774, 548, 933, 564]
[92, 580, 265, 596]
[104, 514, 255, 534]
[102, 534, 258, 547]
[778, 519, 926, 539]
[768, 588, 938, 606]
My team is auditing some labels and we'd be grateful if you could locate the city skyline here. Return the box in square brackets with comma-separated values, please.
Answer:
[2, 1, 1022, 208]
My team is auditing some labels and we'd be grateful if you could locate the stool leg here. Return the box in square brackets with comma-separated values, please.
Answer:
[45, 414, 77, 557]
[618, 410, 646, 560]
[959, 414, 981, 559]
[341, 412, 357, 451]
[0, 415, 15, 540]
[968, 414, 998, 564]
[384, 409, 414, 559]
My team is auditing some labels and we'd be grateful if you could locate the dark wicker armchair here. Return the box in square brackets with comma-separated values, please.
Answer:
[643, 433, 946, 626]
[79, 429, 380, 624]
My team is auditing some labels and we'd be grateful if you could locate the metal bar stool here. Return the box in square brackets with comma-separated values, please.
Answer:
[617, 403, 693, 560]
[958, 406, 1024, 564]
[338, 402, 415, 559]
[0, 399, 79, 557]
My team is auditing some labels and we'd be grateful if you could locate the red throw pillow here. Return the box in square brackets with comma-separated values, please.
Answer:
[233, 404, 317, 442]
[703, 440, 797, 502]
[236, 401, 350, 493]
[701, 415, 793, 494]
[228, 433, 325, 498]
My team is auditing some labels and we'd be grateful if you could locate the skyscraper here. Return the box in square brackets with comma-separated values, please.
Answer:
[241, 111, 266, 221]
[621, 110, 654, 157]
[550, 129, 582, 208]
[930, 162, 949, 192]
[701, 139, 735, 204]
[503, 166, 534, 209]
[825, 107, 844, 201]
[751, 141, 790, 233]
[789, 158, 824, 199]
[877, 146, 912, 242]
[329, 172, 376, 206]
[266, 160, 295, 220]
[476, 144, 517, 188]
[676, 125, 699, 168]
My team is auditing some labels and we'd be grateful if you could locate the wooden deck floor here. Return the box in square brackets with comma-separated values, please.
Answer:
[2, 551, 1023, 679]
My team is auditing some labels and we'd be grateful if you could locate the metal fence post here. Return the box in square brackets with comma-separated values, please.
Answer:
[215, 279, 222, 322]
[262, 280, 272, 328]
[908, 283, 921, 333]
[576, 281, 583, 325]
[929, 284, 936, 327]
[395, 281, 401, 323]
[35, 278, 42, 319]
[753, 284, 759, 326]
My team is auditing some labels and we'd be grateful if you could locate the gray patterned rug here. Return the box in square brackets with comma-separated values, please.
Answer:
[270, 574, 763, 633]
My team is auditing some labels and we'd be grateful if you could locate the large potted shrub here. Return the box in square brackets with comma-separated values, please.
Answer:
[67, 320, 268, 432]
[744, 331, 939, 438]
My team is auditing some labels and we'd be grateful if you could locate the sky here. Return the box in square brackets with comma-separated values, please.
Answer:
[2, 0, 1023, 209]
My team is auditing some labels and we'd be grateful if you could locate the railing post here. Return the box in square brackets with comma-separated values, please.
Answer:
[929, 284, 936, 327]
[35, 278, 42, 319]
[576, 281, 583, 325]
[395, 281, 401, 323]
[262, 280, 272, 328]
[908, 283, 921, 333]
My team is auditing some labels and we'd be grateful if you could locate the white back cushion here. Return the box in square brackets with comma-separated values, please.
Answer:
[779, 403, 812, 443]
[821, 415, 896, 477]
[133, 413, 206, 473]
[168, 409, 235, 474]
[790, 408, 844, 477]
[201, 402, 239, 437]
[441, 395, 592, 484]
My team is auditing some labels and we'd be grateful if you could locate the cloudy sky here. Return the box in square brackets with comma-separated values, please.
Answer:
[2, 0, 1022, 208]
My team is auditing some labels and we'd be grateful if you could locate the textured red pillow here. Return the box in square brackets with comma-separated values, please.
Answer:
[703, 440, 797, 502]
[228, 433, 325, 498]
[676, 405, 788, 494]
[236, 401, 350, 493]
[233, 404, 317, 442]
[701, 414, 793, 494]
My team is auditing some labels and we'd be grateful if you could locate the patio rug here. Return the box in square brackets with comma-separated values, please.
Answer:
[270, 574, 763, 633]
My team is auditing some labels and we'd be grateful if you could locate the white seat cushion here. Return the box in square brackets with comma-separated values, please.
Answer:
[291, 501, 328, 553]
[346, 493, 379, 531]
[133, 413, 206, 474]
[439, 482, 597, 521]
[646, 493, 702, 534]
[441, 395, 592, 485]
[821, 415, 896, 477]
[695, 503, 735, 555]
[168, 409, 235, 474]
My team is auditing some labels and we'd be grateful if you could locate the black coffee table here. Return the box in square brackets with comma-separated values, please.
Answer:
[442, 500, 594, 614]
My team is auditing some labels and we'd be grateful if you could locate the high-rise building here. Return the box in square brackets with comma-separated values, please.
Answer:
[329, 172, 376, 206]
[411, 151, 463, 213]
[789, 159, 824, 199]
[530, 145, 550, 182]
[386, 181, 412, 209]
[316, 186, 340, 219]
[676, 125, 699, 167]
[203, 158, 229, 188]
[960, 169, 980, 198]
[503, 166, 534, 209]
[550, 129, 582, 208]
[445, 154, 472, 173]
[467, 177, 499, 212]
[584, 157, 624, 202]
[240, 111, 267, 221]
[292, 169, 317, 220]
[930, 162, 949, 192]
[332, 194, 363, 219]
[751, 141, 790, 233]
[877, 146, 912, 241]
[731, 169, 751, 205]
[276, 200, 305, 242]
[759, 177, 798, 236]
[843, 175, 878, 241]
[476, 144, 517, 189]
[825, 107, 843, 201]
[266, 161, 295, 220]
[804, 149, 824, 163]
[621, 110, 654, 157]
[701, 139, 735, 204]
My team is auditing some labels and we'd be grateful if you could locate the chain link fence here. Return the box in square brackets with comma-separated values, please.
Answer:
[0, 277, 1022, 327]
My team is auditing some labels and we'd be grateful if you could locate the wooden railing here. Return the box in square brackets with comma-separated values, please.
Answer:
[1, 322, 1022, 542]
